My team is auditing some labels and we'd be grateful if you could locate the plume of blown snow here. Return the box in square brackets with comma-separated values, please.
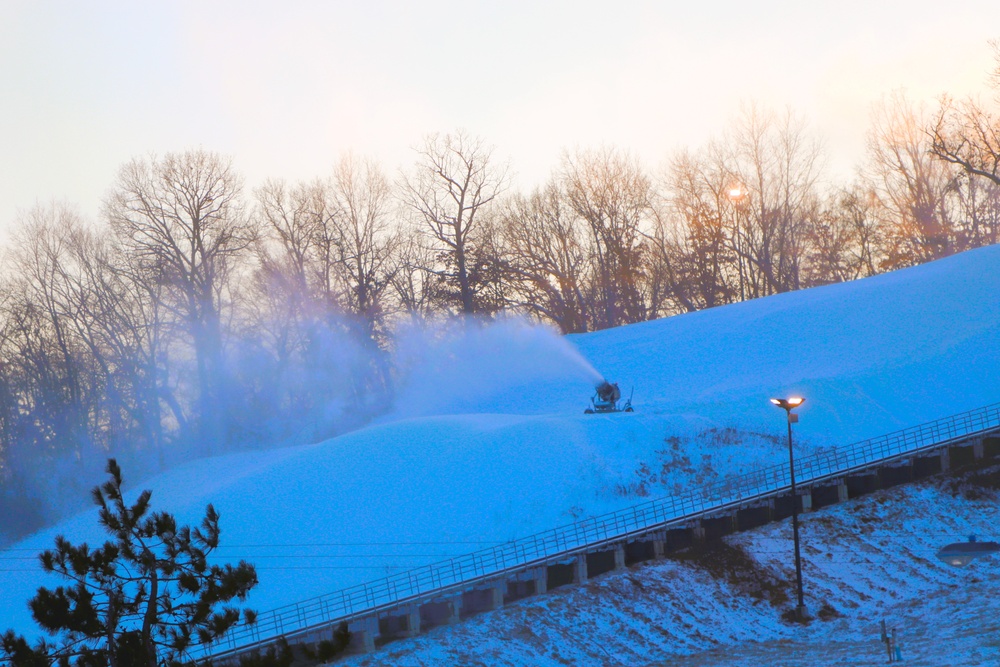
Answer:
[385, 317, 604, 420]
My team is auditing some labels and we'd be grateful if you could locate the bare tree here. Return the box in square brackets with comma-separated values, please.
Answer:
[253, 178, 343, 357]
[867, 93, 959, 268]
[804, 187, 869, 285]
[0, 205, 171, 530]
[255, 159, 399, 336]
[6, 206, 95, 463]
[327, 155, 401, 340]
[932, 96, 1000, 187]
[500, 183, 591, 332]
[388, 228, 439, 323]
[402, 131, 509, 315]
[249, 160, 402, 441]
[723, 106, 822, 298]
[254, 178, 330, 307]
[807, 184, 885, 283]
[72, 229, 176, 463]
[652, 150, 737, 313]
[951, 169, 1000, 249]
[561, 147, 652, 328]
[6, 202, 180, 465]
[931, 42, 1000, 187]
[650, 107, 821, 310]
[929, 43, 1000, 249]
[105, 150, 253, 452]
[242, 179, 325, 443]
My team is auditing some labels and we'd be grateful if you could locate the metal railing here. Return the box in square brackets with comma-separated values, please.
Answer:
[202, 401, 1000, 658]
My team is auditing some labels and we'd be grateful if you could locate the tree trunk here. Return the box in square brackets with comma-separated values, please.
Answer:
[456, 244, 474, 314]
[142, 555, 159, 667]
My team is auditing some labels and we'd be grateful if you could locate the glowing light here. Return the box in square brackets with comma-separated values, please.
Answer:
[728, 187, 744, 199]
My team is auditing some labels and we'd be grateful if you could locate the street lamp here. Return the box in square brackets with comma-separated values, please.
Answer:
[771, 396, 806, 620]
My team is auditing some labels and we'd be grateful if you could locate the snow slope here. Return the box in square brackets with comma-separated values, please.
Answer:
[4, 245, 1000, 642]
[335, 468, 1000, 667]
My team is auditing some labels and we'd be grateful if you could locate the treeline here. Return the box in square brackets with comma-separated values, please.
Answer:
[1, 70, 999, 541]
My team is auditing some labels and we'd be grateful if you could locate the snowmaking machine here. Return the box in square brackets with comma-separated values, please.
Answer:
[584, 380, 634, 414]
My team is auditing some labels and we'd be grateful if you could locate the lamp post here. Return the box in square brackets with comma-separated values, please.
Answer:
[771, 396, 806, 619]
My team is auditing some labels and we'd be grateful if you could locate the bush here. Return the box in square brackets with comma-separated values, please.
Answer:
[238, 638, 293, 667]
[317, 622, 351, 660]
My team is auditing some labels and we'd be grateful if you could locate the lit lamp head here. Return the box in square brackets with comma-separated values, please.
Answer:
[770, 397, 805, 410]
[771, 397, 805, 422]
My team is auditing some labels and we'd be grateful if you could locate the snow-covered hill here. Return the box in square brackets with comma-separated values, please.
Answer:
[4, 245, 1000, 642]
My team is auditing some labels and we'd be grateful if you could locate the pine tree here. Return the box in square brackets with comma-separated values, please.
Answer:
[1, 459, 257, 667]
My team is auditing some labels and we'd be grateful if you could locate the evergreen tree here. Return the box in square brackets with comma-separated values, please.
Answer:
[1, 459, 257, 667]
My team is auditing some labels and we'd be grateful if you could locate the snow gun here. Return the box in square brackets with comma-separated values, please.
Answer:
[584, 380, 634, 414]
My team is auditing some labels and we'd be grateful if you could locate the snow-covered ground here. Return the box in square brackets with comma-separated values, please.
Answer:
[336, 469, 1000, 666]
[4, 244, 1000, 651]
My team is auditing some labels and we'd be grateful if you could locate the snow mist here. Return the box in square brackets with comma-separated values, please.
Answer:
[387, 317, 603, 420]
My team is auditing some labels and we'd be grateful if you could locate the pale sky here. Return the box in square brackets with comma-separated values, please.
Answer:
[2, 1, 998, 238]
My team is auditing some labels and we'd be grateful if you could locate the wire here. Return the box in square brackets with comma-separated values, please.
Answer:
[0, 540, 507, 553]
[3, 531, 989, 553]
[2, 549, 989, 572]
[0, 566, 423, 572]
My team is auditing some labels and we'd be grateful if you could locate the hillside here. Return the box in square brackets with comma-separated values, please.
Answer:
[335, 467, 1000, 666]
[4, 244, 1000, 645]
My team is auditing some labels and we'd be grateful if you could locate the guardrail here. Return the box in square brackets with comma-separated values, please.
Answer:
[202, 401, 1000, 659]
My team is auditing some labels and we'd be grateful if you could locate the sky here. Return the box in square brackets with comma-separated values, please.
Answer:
[2, 1, 998, 239]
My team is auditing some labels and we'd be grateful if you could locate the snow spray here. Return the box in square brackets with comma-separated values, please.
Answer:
[387, 316, 604, 419]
